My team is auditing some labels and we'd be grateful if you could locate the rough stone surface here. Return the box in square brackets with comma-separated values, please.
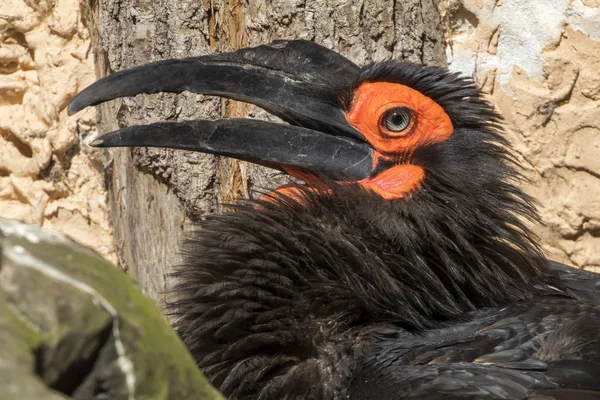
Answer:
[0, 0, 115, 262]
[446, 0, 600, 272]
[90, 0, 446, 309]
[0, 217, 224, 400]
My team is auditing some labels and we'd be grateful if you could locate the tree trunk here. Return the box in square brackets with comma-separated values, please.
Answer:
[87, 0, 446, 309]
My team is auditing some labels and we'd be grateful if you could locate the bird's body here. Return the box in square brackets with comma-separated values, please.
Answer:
[171, 187, 600, 399]
[69, 40, 600, 399]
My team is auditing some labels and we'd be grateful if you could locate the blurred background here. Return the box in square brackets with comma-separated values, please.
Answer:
[0, 0, 598, 307]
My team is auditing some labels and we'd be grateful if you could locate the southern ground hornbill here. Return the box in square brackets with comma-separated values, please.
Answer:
[69, 40, 600, 399]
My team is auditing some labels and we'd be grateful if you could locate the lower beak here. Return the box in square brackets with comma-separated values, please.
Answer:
[91, 118, 375, 180]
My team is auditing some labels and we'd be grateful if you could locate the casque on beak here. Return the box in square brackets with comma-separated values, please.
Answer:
[68, 40, 377, 181]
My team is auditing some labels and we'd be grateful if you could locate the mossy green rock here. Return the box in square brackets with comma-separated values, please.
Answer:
[0, 218, 224, 400]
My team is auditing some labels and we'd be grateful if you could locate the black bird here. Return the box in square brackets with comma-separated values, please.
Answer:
[69, 40, 600, 399]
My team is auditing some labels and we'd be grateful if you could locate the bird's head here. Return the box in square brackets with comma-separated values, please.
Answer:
[68, 40, 512, 206]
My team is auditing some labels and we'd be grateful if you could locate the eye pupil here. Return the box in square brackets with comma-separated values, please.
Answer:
[381, 107, 414, 133]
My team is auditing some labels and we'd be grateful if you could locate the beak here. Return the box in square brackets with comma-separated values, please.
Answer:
[69, 40, 375, 180]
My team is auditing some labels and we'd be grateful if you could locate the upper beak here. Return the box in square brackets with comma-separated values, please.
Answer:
[68, 40, 375, 181]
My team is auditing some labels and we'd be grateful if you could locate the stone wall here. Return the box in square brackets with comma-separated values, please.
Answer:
[446, 0, 600, 272]
[1, 0, 598, 271]
[0, 0, 115, 262]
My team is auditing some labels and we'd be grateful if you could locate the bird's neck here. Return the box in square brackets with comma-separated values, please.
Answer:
[293, 183, 549, 330]
[173, 181, 549, 399]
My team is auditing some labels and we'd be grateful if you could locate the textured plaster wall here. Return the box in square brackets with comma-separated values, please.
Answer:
[446, 0, 600, 272]
[0, 0, 115, 261]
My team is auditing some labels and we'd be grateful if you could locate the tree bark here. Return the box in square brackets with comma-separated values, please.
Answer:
[87, 0, 446, 309]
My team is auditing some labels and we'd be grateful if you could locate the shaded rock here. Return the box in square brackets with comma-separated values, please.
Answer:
[0, 218, 223, 400]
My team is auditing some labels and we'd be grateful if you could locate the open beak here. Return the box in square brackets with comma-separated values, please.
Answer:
[68, 40, 375, 181]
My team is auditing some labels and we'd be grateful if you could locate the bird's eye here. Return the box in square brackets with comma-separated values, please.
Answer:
[379, 106, 415, 137]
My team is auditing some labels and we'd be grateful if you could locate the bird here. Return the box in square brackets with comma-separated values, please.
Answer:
[69, 40, 600, 399]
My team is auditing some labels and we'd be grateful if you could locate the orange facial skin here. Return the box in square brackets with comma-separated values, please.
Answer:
[358, 165, 425, 200]
[345, 82, 454, 154]
[265, 82, 454, 203]
[345, 82, 454, 199]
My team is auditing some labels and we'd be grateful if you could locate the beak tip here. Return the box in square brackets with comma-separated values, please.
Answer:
[67, 99, 82, 116]
[90, 138, 104, 147]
